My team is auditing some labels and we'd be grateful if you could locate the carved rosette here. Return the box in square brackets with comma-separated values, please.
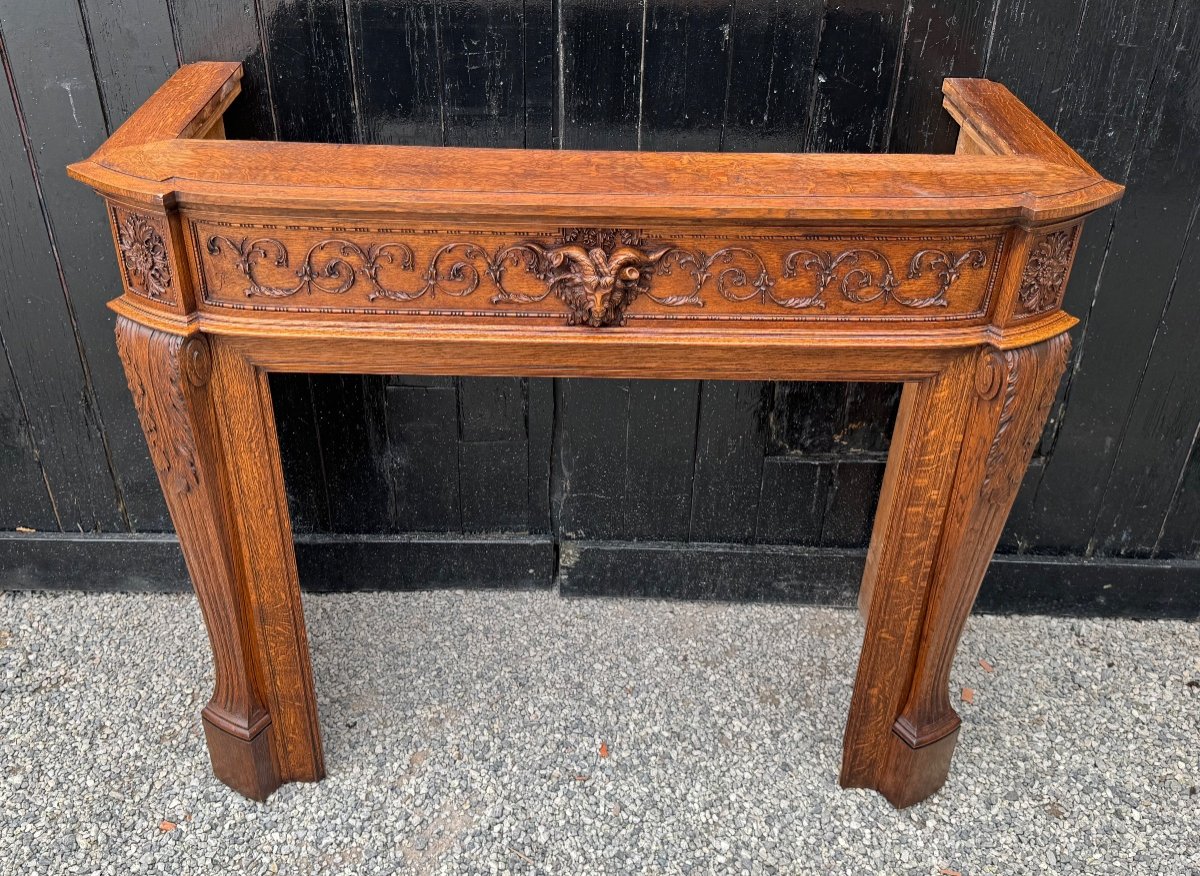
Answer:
[1015, 226, 1078, 318]
[198, 225, 997, 326]
[115, 209, 175, 303]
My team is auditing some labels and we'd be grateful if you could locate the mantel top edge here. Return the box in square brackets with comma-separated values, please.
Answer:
[68, 63, 1123, 226]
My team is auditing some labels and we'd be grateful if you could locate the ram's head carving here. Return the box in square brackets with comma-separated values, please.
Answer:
[535, 244, 670, 327]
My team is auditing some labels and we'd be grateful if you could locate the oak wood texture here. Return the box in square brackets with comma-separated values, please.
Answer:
[113, 318, 323, 799]
[69, 62, 1121, 808]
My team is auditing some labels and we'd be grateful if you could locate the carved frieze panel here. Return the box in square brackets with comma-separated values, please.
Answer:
[190, 221, 1005, 326]
[112, 206, 176, 304]
[1014, 225, 1080, 319]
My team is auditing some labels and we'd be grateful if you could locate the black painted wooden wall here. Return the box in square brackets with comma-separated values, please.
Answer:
[1, 0, 1198, 616]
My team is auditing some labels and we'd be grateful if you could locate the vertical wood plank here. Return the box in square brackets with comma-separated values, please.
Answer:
[523, 0, 556, 148]
[256, 0, 357, 143]
[559, 0, 644, 150]
[888, 0, 994, 155]
[777, 0, 908, 551]
[805, 0, 909, 154]
[336, 1, 444, 540]
[347, 0, 443, 146]
[7, 0, 180, 530]
[624, 380, 700, 540]
[615, 1, 726, 540]
[555, 378, 628, 539]
[980, 0, 1076, 117]
[459, 441, 527, 531]
[270, 374, 330, 535]
[344, 1, 547, 538]
[384, 377, 461, 532]
[839, 383, 903, 453]
[765, 382, 851, 454]
[437, 0, 526, 148]
[759, 382, 898, 549]
[436, 1, 534, 531]
[720, 0, 823, 152]
[1083, 2, 1200, 557]
[169, 0, 277, 139]
[554, 0, 641, 541]
[689, 381, 769, 543]
[457, 376, 528, 531]
[639, 0, 734, 151]
[821, 461, 886, 548]
[78, 0, 178, 126]
[0, 7, 125, 531]
[991, 0, 1183, 553]
[1156, 437, 1200, 559]
[0, 342, 57, 530]
[755, 458, 829, 545]
[526, 378, 555, 534]
[310, 374, 390, 534]
[459, 377, 524, 442]
[352, 1, 535, 534]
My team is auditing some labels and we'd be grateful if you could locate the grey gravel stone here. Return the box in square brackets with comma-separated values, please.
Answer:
[0, 588, 1197, 874]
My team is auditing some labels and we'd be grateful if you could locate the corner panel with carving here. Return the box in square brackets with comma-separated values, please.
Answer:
[111, 206, 177, 305]
[1012, 225, 1081, 320]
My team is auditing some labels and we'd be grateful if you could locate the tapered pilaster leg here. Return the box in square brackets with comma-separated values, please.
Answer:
[115, 318, 324, 800]
[842, 333, 1071, 807]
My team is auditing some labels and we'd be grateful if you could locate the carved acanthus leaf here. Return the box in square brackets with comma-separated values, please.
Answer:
[978, 334, 1072, 501]
[115, 324, 207, 496]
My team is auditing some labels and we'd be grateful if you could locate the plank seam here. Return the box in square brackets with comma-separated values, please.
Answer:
[0, 23, 128, 531]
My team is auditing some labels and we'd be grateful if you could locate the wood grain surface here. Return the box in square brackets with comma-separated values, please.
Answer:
[66, 60, 1122, 809]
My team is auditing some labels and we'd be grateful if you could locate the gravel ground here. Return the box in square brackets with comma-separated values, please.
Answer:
[0, 588, 1197, 875]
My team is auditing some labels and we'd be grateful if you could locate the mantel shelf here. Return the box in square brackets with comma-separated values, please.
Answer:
[70, 63, 1121, 226]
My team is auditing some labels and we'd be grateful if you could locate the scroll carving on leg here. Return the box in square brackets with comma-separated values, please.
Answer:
[114, 317, 324, 799]
[842, 333, 1072, 807]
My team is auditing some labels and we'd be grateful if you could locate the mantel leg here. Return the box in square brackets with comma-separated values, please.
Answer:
[842, 333, 1071, 808]
[115, 317, 324, 800]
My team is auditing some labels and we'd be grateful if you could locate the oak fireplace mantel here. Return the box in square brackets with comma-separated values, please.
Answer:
[68, 62, 1122, 808]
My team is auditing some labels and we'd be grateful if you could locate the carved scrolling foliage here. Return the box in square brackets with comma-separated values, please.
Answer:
[204, 227, 990, 327]
[116, 210, 174, 302]
[638, 246, 982, 311]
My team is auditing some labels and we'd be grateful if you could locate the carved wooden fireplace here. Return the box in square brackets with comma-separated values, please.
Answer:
[68, 63, 1121, 808]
